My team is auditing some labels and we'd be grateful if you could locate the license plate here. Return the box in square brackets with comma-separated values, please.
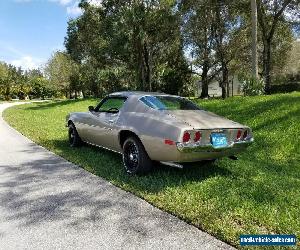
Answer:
[211, 133, 228, 148]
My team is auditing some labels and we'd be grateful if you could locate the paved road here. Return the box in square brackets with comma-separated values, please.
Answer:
[0, 102, 234, 250]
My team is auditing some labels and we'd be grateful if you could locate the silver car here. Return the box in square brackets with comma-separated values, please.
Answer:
[66, 91, 253, 175]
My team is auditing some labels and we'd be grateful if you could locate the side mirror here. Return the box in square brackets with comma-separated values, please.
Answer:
[88, 106, 95, 112]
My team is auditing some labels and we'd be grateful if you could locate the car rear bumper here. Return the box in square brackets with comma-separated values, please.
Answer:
[175, 138, 254, 162]
[141, 135, 253, 163]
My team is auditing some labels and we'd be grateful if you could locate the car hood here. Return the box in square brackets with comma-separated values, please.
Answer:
[165, 110, 246, 129]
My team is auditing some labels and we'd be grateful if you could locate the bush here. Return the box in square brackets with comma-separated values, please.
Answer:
[241, 77, 265, 96]
[269, 82, 300, 94]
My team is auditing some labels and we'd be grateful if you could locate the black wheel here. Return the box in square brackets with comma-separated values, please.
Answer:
[68, 122, 82, 147]
[122, 136, 153, 175]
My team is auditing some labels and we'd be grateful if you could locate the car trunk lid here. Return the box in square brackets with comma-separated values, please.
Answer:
[165, 110, 246, 129]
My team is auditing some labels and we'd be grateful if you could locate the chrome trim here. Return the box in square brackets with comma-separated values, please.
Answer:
[137, 94, 187, 110]
[211, 129, 225, 133]
[160, 161, 183, 169]
[177, 138, 254, 153]
[83, 140, 123, 155]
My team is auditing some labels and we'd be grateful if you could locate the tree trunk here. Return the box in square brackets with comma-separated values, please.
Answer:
[221, 84, 226, 99]
[133, 21, 145, 91]
[263, 38, 272, 94]
[143, 42, 151, 91]
[136, 41, 144, 91]
[138, 44, 145, 91]
[200, 61, 209, 98]
[257, 0, 292, 94]
[226, 75, 230, 98]
[221, 62, 228, 99]
[5, 85, 11, 100]
[251, 0, 259, 79]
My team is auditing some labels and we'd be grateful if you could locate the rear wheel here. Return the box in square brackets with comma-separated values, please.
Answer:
[68, 122, 82, 147]
[122, 136, 153, 175]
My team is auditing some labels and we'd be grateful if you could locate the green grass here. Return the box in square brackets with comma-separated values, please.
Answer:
[3, 93, 300, 248]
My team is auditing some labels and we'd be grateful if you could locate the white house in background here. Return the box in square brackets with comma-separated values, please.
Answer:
[197, 75, 243, 97]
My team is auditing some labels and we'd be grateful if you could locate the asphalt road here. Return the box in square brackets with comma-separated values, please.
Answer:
[0, 102, 235, 250]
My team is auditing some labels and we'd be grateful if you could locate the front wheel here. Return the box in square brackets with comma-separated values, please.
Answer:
[122, 136, 153, 175]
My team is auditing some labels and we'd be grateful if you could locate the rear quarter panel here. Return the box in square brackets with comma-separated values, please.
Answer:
[118, 107, 190, 161]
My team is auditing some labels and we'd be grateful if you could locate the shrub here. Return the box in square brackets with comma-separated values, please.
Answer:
[269, 82, 300, 94]
[241, 77, 265, 96]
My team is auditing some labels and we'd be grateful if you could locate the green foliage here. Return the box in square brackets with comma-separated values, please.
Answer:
[0, 62, 53, 100]
[240, 75, 265, 96]
[0, 61, 60, 100]
[270, 82, 300, 94]
[256, 0, 300, 93]
[271, 41, 300, 88]
[4, 92, 300, 248]
[181, 0, 298, 97]
[2, 0, 297, 99]
[44, 51, 80, 98]
[64, 0, 191, 96]
[281, 40, 300, 79]
[29, 77, 56, 99]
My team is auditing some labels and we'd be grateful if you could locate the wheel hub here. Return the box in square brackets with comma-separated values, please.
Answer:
[129, 153, 134, 161]
[124, 141, 139, 171]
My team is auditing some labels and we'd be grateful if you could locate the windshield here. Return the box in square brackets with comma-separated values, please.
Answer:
[140, 95, 202, 111]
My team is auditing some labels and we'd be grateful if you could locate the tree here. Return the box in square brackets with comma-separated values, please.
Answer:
[251, 0, 259, 79]
[182, 0, 247, 98]
[29, 77, 54, 99]
[284, 40, 300, 77]
[44, 51, 79, 98]
[0, 62, 9, 100]
[62, 0, 298, 98]
[257, 0, 300, 93]
[180, 0, 218, 98]
[0, 63, 21, 100]
[65, 0, 190, 96]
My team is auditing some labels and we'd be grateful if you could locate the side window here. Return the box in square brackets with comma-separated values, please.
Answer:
[98, 97, 126, 112]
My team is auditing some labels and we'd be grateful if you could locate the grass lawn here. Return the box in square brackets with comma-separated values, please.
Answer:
[3, 92, 300, 248]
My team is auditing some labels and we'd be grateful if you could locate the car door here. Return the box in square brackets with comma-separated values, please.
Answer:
[85, 96, 127, 151]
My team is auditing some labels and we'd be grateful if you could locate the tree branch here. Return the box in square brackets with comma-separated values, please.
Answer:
[269, 0, 292, 39]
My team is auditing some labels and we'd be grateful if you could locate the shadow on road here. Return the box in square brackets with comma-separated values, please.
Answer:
[0, 147, 206, 238]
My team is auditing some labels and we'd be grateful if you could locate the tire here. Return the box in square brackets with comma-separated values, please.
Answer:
[68, 122, 82, 147]
[122, 136, 153, 175]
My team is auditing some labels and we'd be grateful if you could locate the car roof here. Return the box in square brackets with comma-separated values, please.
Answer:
[108, 91, 172, 98]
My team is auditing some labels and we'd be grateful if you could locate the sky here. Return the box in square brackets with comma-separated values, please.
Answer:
[0, 0, 82, 70]
[1, 0, 298, 71]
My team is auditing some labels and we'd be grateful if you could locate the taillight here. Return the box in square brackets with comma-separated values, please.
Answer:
[183, 131, 191, 143]
[243, 130, 248, 139]
[236, 130, 242, 140]
[194, 131, 201, 142]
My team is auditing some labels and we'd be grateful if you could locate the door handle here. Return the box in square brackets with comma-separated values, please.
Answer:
[108, 119, 114, 123]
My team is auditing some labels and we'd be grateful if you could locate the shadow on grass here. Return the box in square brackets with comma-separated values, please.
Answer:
[40, 137, 300, 233]
[23, 98, 98, 111]
[41, 138, 233, 195]
[3, 93, 300, 246]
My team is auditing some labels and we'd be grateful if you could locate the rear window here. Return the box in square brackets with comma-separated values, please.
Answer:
[140, 96, 202, 111]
